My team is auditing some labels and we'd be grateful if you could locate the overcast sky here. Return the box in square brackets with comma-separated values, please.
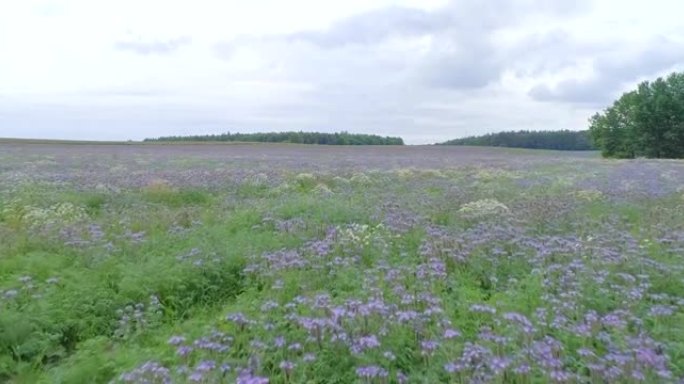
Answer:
[1, 0, 683, 144]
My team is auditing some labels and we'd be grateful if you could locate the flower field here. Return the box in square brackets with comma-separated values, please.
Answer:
[1, 142, 684, 383]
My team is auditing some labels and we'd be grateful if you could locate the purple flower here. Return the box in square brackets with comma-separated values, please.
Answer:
[513, 363, 531, 374]
[420, 340, 440, 356]
[548, 369, 573, 382]
[444, 328, 461, 339]
[503, 312, 535, 334]
[489, 356, 511, 374]
[444, 362, 459, 373]
[274, 336, 286, 348]
[356, 365, 388, 379]
[577, 348, 595, 358]
[176, 345, 193, 357]
[188, 371, 204, 382]
[649, 305, 676, 317]
[18, 275, 32, 283]
[470, 303, 497, 314]
[118, 361, 171, 383]
[226, 312, 253, 327]
[351, 335, 381, 354]
[195, 360, 216, 372]
[260, 301, 279, 311]
[168, 335, 186, 345]
[236, 369, 269, 384]
[279, 361, 296, 373]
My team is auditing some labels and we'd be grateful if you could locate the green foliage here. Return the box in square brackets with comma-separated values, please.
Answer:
[142, 185, 212, 207]
[439, 129, 595, 150]
[4, 151, 684, 383]
[590, 71, 684, 158]
[144, 131, 405, 145]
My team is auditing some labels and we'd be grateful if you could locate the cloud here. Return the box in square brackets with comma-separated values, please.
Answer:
[215, 1, 592, 91]
[286, 6, 449, 48]
[529, 38, 684, 105]
[114, 36, 192, 55]
[285, 1, 589, 48]
[3, 0, 683, 144]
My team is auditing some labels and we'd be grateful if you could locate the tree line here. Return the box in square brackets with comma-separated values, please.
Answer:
[438, 130, 595, 150]
[589, 72, 684, 158]
[144, 131, 404, 145]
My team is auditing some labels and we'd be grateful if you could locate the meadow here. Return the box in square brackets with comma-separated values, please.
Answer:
[1, 142, 684, 383]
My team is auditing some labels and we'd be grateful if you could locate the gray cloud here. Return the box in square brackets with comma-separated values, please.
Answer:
[286, 1, 589, 49]
[215, 1, 592, 91]
[287, 6, 449, 48]
[508, 30, 594, 76]
[115, 36, 192, 55]
[8, 0, 682, 144]
[529, 38, 684, 105]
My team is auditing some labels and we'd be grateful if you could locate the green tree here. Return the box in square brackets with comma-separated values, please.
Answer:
[589, 72, 684, 158]
[439, 130, 595, 150]
[144, 131, 404, 146]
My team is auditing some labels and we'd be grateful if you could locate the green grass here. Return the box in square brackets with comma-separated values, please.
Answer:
[2, 156, 684, 383]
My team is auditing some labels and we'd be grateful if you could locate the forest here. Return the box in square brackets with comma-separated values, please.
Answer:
[438, 130, 595, 150]
[144, 131, 405, 145]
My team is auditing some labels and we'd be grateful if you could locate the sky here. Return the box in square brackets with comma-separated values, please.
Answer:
[1, 0, 683, 144]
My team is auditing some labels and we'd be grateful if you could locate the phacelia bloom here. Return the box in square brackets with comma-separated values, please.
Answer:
[444, 328, 461, 339]
[420, 340, 440, 356]
[444, 362, 460, 374]
[279, 361, 296, 373]
[356, 365, 389, 379]
[470, 303, 497, 314]
[168, 335, 186, 345]
[176, 345, 193, 357]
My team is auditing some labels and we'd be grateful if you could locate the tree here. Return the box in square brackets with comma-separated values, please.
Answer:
[589, 72, 684, 158]
[144, 131, 405, 146]
[438, 130, 595, 150]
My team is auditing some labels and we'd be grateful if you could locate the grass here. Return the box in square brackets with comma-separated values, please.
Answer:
[1, 145, 684, 383]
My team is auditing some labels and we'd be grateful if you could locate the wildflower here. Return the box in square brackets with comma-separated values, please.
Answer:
[420, 340, 440, 356]
[279, 361, 296, 373]
[18, 275, 32, 283]
[168, 335, 186, 345]
[444, 362, 460, 374]
[351, 335, 381, 354]
[273, 336, 286, 348]
[176, 346, 193, 357]
[356, 365, 388, 379]
[470, 304, 497, 315]
[195, 360, 216, 372]
[444, 328, 461, 339]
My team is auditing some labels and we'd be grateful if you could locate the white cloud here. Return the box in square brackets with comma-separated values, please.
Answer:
[1, 0, 683, 144]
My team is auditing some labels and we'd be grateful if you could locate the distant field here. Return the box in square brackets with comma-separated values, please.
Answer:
[0, 138, 283, 146]
[1, 142, 682, 383]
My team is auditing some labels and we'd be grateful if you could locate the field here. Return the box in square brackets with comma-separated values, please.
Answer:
[1, 142, 684, 383]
